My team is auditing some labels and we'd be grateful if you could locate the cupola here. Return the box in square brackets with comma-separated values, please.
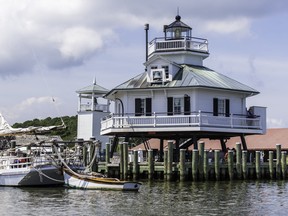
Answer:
[164, 15, 192, 39]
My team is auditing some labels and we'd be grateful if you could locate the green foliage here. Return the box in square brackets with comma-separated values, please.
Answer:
[12, 116, 78, 141]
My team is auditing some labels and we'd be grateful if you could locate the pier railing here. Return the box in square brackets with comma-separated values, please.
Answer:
[101, 111, 261, 132]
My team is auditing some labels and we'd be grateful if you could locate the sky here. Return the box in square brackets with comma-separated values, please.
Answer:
[0, 0, 288, 128]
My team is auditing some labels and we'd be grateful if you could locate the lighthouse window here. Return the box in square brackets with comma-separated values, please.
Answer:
[135, 98, 152, 116]
[213, 98, 230, 117]
[173, 98, 184, 115]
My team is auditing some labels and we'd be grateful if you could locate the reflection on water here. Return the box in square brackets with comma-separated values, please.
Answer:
[0, 181, 287, 216]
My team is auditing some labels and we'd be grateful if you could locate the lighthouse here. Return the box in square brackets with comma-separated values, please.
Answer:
[100, 14, 266, 154]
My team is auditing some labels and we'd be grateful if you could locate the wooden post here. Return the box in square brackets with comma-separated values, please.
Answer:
[281, 151, 287, 179]
[10, 140, 16, 150]
[105, 143, 110, 175]
[255, 151, 261, 179]
[179, 149, 186, 181]
[164, 149, 168, 178]
[119, 143, 124, 179]
[214, 150, 220, 181]
[133, 150, 139, 180]
[148, 149, 154, 180]
[167, 141, 173, 181]
[105, 143, 110, 164]
[83, 144, 87, 166]
[228, 150, 234, 180]
[276, 144, 282, 179]
[198, 141, 205, 180]
[90, 143, 97, 172]
[269, 151, 274, 179]
[236, 142, 242, 179]
[203, 150, 209, 180]
[192, 149, 199, 181]
[242, 150, 248, 180]
[123, 142, 129, 180]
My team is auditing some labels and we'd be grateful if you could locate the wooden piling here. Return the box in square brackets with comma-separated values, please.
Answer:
[167, 141, 173, 181]
[179, 149, 186, 181]
[105, 143, 110, 164]
[236, 142, 242, 179]
[164, 149, 168, 178]
[203, 150, 209, 180]
[255, 151, 261, 179]
[10, 140, 16, 149]
[105, 143, 110, 175]
[123, 142, 129, 179]
[269, 151, 274, 179]
[242, 150, 247, 180]
[214, 150, 220, 181]
[148, 149, 154, 180]
[90, 143, 97, 172]
[198, 141, 205, 180]
[133, 150, 139, 180]
[276, 144, 282, 179]
[119, 143, 124, 179]
[83, 144, 87, 166]
[192, 149, 199, 181]
[228, 150, 234, 180]
[281, 151, 287, 179]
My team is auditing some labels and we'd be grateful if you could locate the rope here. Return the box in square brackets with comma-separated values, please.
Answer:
[32, 164, 64, 183]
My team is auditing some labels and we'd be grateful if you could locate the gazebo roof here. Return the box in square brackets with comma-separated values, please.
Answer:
[76, 82, 109, 94]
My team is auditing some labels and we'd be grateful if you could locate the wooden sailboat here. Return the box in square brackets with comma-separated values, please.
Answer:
[63, 167, 141, 191]
[53, 145, 141, 191]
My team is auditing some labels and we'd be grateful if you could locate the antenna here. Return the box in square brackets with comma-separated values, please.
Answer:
[177, 7, 179, 15]
[144, 23, 149, 70]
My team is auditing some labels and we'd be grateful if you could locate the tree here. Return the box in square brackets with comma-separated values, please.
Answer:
[12, 116, 78, 141]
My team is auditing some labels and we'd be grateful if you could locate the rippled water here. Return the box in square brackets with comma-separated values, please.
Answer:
[0, 180, 287, 216]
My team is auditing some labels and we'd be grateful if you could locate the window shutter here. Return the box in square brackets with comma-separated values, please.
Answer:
[213, 98, 218, 116]
[167, 97, 173, 116]
[225, 99, 230, 117]
[146, 98, 152, 116]
[135, 98, 141, 116]
[184, 95, 191, 115]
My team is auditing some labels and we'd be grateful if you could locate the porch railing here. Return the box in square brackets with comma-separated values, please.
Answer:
[101, 111, 261, 131]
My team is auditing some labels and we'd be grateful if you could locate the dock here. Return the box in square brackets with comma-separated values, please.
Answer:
[95, 141, 287, 181]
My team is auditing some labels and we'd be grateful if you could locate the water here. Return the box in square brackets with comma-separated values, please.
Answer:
[0, 180, 287, 216]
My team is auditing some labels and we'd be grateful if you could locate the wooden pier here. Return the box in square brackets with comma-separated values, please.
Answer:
[96, 141, 288, 181]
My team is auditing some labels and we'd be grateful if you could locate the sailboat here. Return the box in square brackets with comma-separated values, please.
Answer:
[0, 113, 65, 186]
[53, 145, 141, 191]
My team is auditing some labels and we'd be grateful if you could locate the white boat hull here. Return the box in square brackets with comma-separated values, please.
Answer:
[64, 169, 141, 191]
[0, 165, 63, 186]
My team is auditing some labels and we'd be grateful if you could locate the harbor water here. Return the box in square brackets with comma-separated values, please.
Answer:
[0, 180, 287, 216]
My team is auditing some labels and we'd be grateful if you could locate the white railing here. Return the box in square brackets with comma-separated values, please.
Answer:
[80, 103, 109, 112]
[148, 37, 209, 56]
[101, 112, 261, 131]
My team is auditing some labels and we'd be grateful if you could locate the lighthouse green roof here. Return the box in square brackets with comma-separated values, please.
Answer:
[107, 64, 259, 96]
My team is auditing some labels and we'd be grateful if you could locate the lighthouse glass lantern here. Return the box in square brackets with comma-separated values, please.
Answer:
[164, 15, 192, 40]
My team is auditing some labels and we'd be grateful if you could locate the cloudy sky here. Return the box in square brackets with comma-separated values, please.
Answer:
[0, 0, 287, 128]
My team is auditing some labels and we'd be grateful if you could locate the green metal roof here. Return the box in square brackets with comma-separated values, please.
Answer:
[108, 64, 259, 95]
[76, 82, 109, 94]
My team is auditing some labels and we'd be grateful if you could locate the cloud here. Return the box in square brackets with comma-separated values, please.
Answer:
[16, 96, 59, 111]
[203, 17, 252, 36]
[0, 96, 61, 124]
[0, 0, 287, 77]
